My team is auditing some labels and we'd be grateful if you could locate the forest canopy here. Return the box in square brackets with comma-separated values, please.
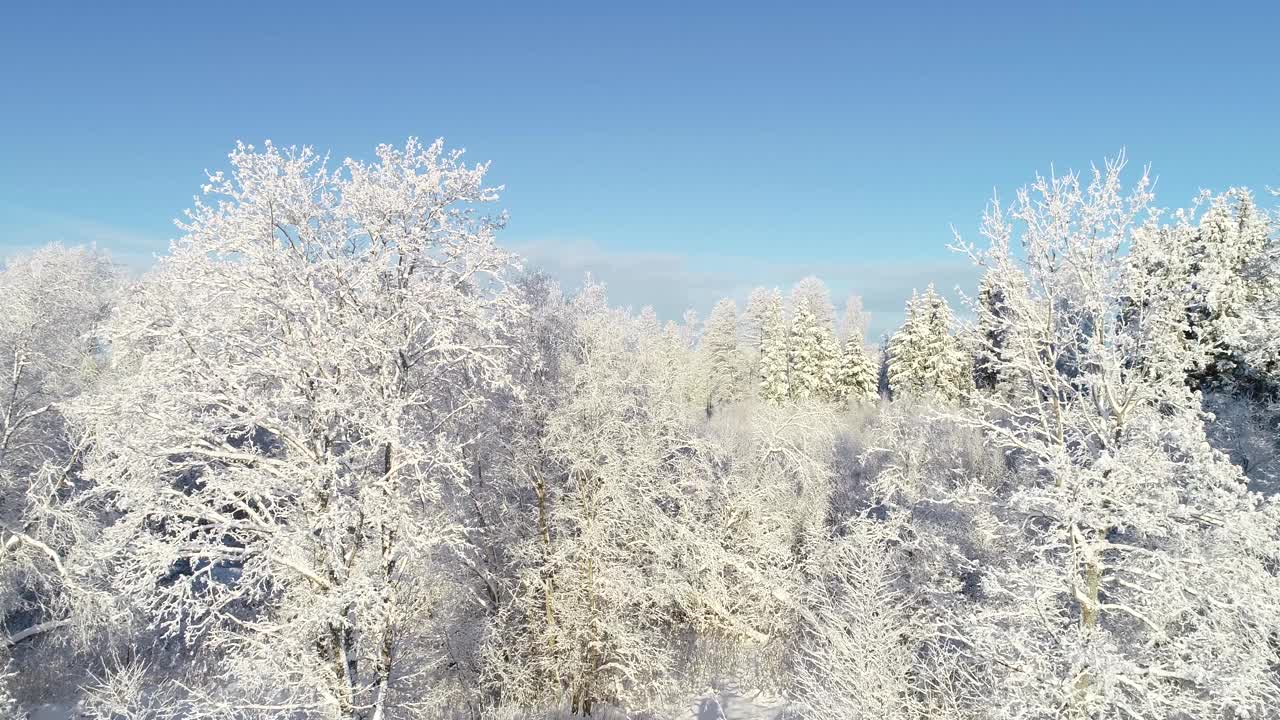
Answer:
[3, 140, 1280, 720]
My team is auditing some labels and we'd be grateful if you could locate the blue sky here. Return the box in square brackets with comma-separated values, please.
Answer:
[2, 1, 1277, 335]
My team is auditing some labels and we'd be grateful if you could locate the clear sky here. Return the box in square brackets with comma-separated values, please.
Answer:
[2, 1, 1277, 335]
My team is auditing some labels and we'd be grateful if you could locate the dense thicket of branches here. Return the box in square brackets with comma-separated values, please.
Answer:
[2, 142, 1279, 720]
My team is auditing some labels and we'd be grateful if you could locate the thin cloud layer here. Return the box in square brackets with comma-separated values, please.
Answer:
[512, 237, 981, 338]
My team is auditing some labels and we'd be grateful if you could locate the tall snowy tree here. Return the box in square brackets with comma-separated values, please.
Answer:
[698, 298, 746, 414]
[742, 286, 778, 351]
[788, 276, 837, 332]
[949, 154, 1280, 719]
[0, 245, 119, 653]
[886, 285, 968, 402]
[741, 286, 778, 387]
[971, 270, 1022, 392]
[77, 139, 526, 720]
[758, 291, 790, 404]
[787, 519, 928, 720]
[840, 294, 870, 343]
[834, 328, 878, 405]
[787, 304, 839, 401]
[482, 283, 785, 716]
[1230, 186, 1280, 382]
[1130, 188, 1276, 393]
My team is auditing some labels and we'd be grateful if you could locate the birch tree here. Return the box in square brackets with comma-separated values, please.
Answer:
[0, 244, 119, 652]
[77, 138, 524, 720]
[949, 154, 1280, 719]
[786, 519, 927, 720]
[482, 284, 774, 716]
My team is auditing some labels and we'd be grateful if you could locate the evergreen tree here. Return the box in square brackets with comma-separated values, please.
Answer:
[972, 270, 1019, 391]
[1130, 188, 1275, 391]
[740, 286, 777, 394]
[834, 328, 878, 404]
[840, 294, 870, 343]
[886, 285, 967, 402]
[742, 286, 777, 351]
[699, 298, 744, 413]
[759, 292, 791, 404]
[789, 276, 837, 331]
[788, 304, 839, 401]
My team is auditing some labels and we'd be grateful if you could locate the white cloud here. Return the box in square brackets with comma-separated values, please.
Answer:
[511, 237, 980, 339]
[0, 206, 164, 271]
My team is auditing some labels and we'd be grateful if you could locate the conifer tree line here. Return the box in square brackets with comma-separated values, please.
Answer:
[3, 141, 1280, 720]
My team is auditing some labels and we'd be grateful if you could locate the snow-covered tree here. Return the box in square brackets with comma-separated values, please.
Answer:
[834, 329, 878, 405]
[786, 519, 927, 720]
[77, 138, 525, 720]
[949, 154, 1280, 719]
[0, 244, 119, 653]
[840, 294, 870, 342]
[787, 304, 839, 401]
[742, 286, 778, 351]
[971, 270, 1022, 392]
[742, 286, 779, 389]
[706, 401, 843, 660]
[788, 276, 836, 331]
[1129, 187, 1276, 392]
[886, 285, 968, 402]
[698, 298, 746, 414]
[0, 659, 22, 720]
[759, 291, 790, 404]
[482, 283, 780, 716]
[1229, 186, 1280, 381]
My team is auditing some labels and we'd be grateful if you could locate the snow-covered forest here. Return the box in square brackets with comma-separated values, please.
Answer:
[4, 139, 1280, 720]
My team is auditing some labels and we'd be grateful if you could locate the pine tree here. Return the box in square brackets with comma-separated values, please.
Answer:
[886, 285, 967, 402]
[700, 298, 744, 413]
[1131, 189, 1275, 392]
[742, 286, 777, 351]
[972, 271, 1019, 391]
[789, 276, 837, 331]
[840, 294, 870, 343]
[834, 328, 878, 405]
[788, 304, 839, 401]
[886, 291, 921, 398]
[759, 292, 791, 404]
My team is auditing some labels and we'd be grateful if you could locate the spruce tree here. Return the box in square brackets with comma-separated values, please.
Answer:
[835, 329, 878, 404]
[788, 304, 839, 400]
[742, 286, 776, 351]
[887, 285, 967, 402]
[973, 271, 1015, 391]
[1131, 189, 1275, 391]
[789, 276, 837, 331]
[758, 291, 790, 404]
[700, 298, 744, 413]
